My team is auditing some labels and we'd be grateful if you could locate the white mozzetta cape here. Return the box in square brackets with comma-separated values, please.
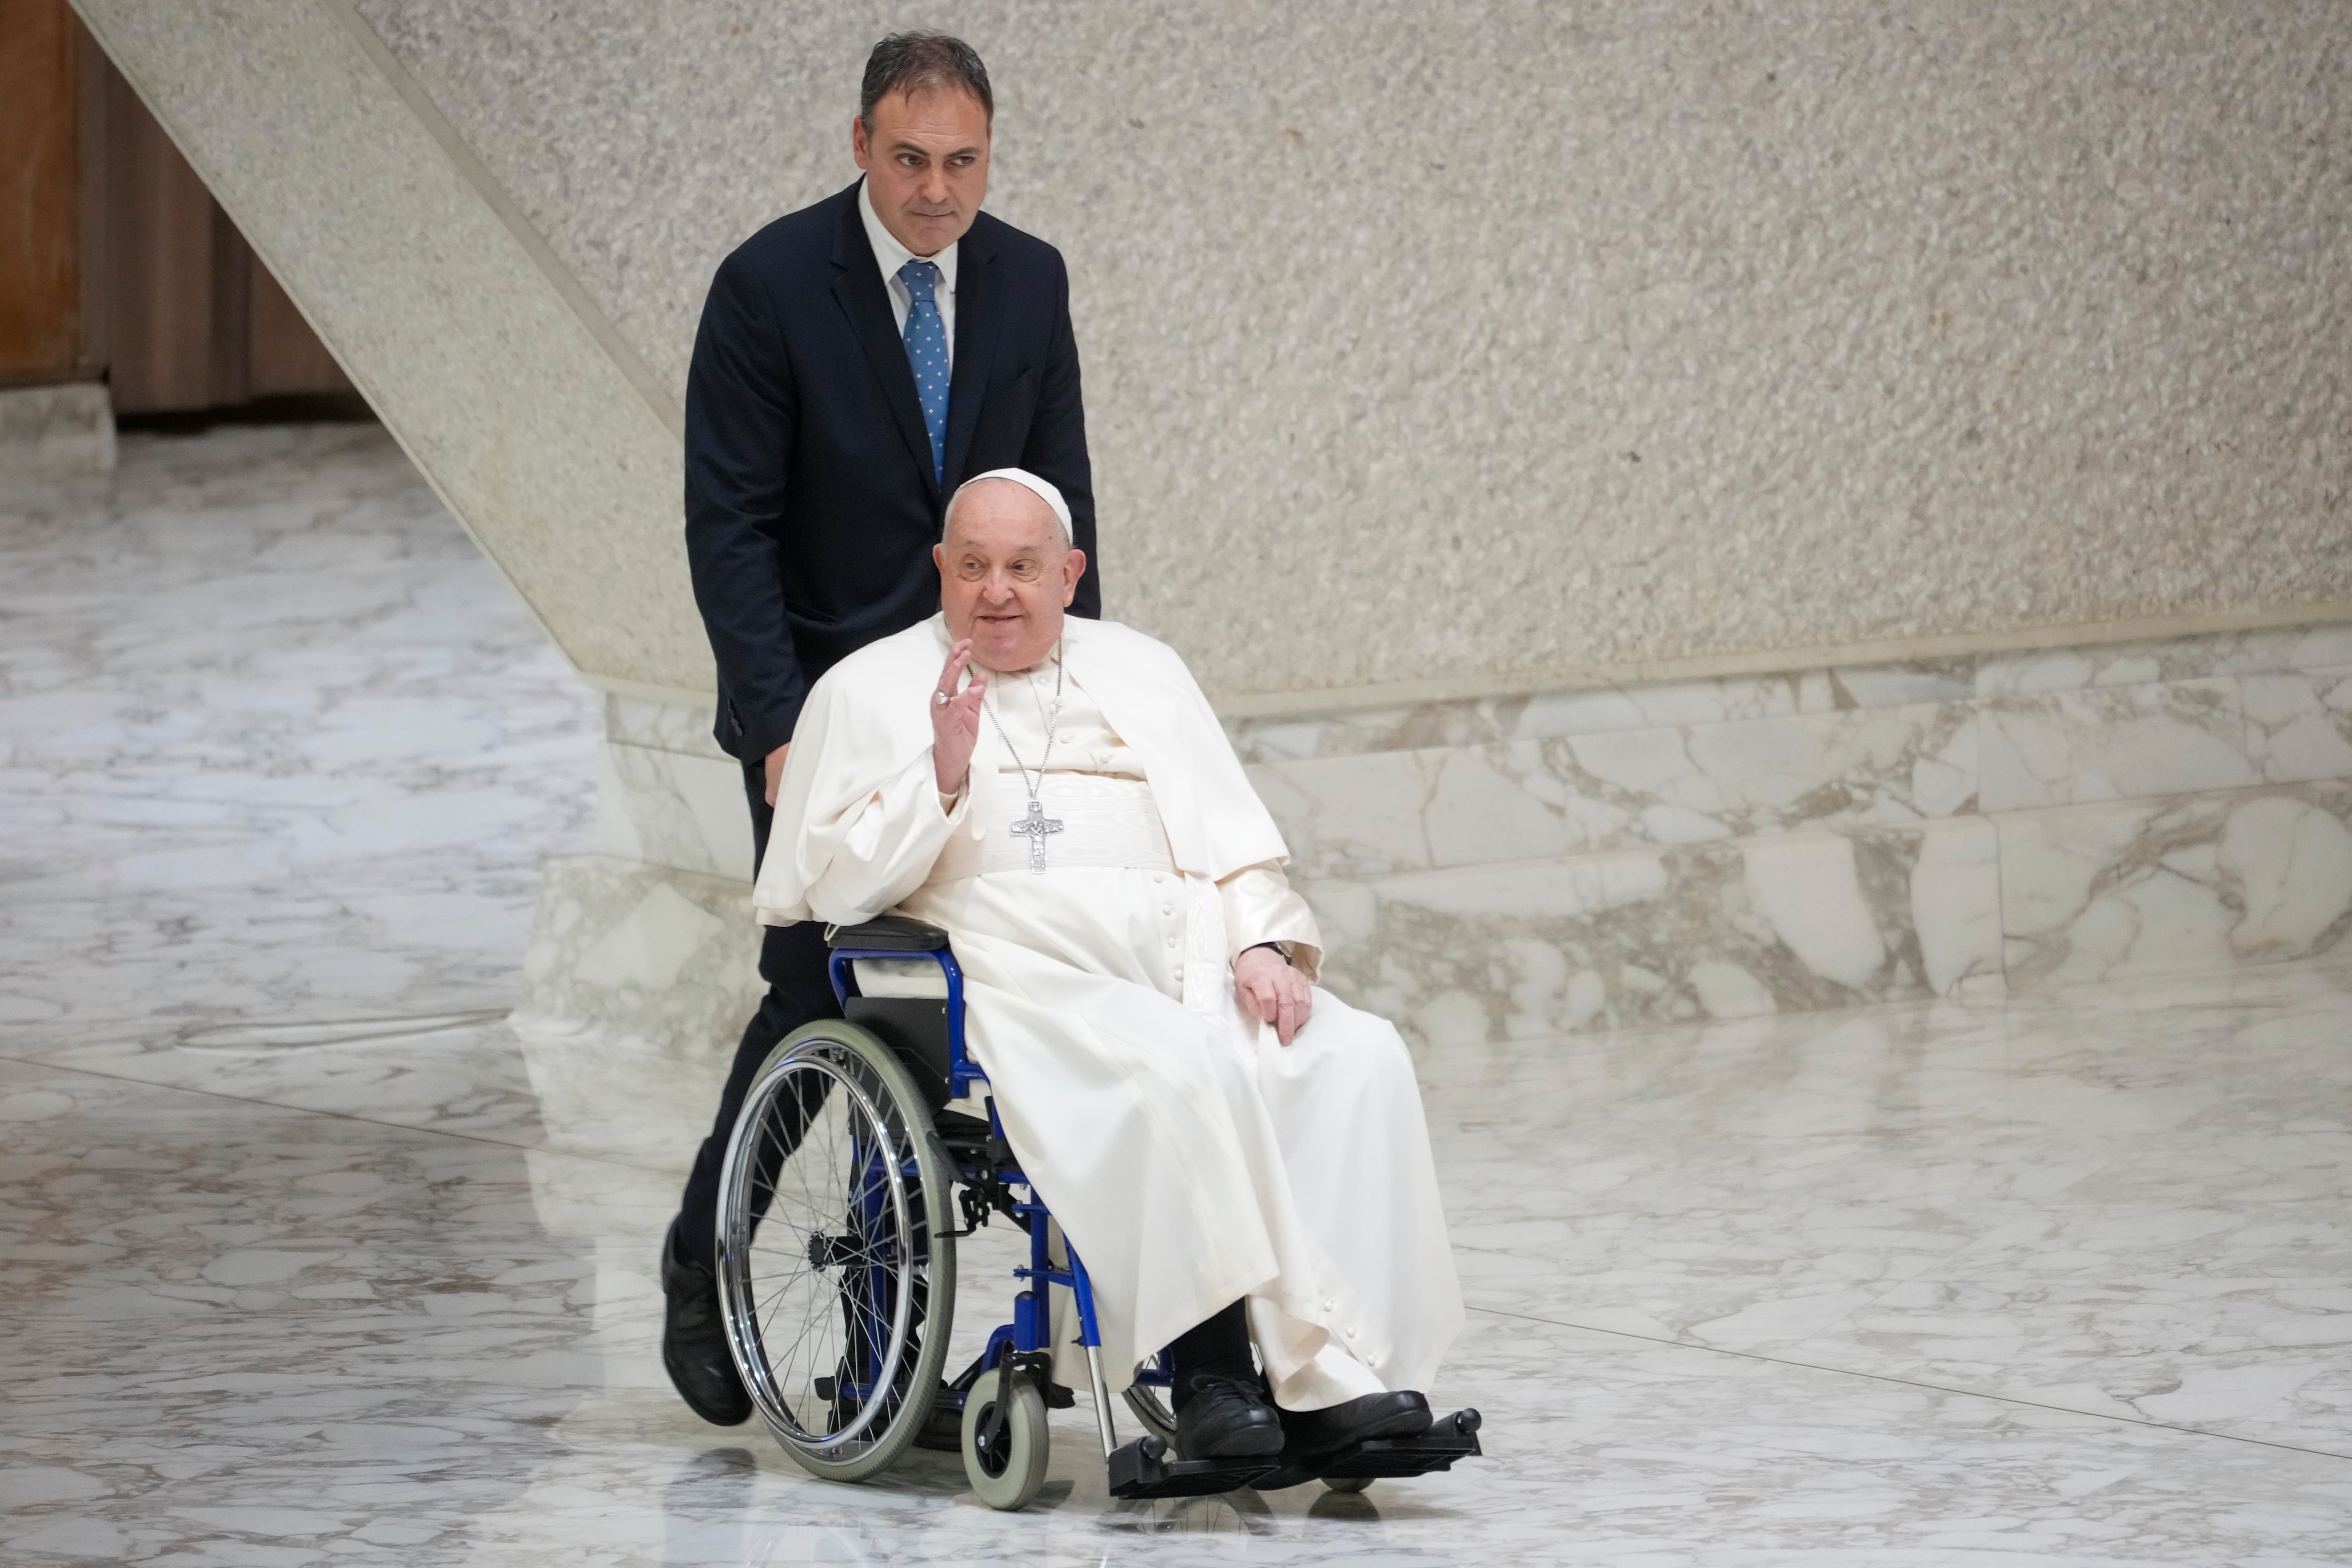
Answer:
[754, 612, 1290, 921]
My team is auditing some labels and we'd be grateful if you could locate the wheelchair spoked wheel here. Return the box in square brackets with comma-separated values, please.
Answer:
[715, 1020, 956, 1482]
[1122, 1383, 1177, 1447]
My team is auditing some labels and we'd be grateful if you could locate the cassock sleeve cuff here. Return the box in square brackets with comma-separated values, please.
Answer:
[1219, 862, 1324, 982]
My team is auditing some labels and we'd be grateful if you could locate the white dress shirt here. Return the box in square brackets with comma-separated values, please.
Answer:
[858, 177, 958, 369]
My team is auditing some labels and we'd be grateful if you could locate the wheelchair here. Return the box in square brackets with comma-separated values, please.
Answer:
[711, 914, 1482, 1510]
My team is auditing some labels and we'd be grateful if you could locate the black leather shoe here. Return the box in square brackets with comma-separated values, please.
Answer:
[1176, 1375, 1286, 1460]
[910, 1383, 962, 1451]
[661, 1219, 752, 1425]
[1278, 1389, 1432, 1456]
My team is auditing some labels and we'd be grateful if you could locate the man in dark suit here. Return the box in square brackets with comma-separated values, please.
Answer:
[663, 31, 1099, 1425]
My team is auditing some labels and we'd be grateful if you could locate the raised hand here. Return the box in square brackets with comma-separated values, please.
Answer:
[1234, 944, 1313, 1046]
[931, 638, 989, 796]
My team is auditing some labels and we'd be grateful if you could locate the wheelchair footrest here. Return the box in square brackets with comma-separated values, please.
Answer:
[1105, 1435, 1279, 1500]
[1252, 1408, 1485, 1490]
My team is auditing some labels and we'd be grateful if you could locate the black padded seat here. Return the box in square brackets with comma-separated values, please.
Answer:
[826, 915, 951, 951]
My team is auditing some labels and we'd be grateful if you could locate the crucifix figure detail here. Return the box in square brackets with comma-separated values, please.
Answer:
[1008, 797, 1065, 872]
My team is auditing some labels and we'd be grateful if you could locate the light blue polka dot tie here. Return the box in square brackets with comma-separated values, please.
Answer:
[898, 259, 948, 485]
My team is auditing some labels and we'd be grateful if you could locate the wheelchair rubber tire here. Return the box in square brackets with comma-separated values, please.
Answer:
[1321, 1474, 1375, 1494]
[962, 1377, 1051, 1511]
[715, 1019, 957, 1484]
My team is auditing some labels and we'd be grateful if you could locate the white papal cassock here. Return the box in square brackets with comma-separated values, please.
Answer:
[752, 613, 1462, 1408]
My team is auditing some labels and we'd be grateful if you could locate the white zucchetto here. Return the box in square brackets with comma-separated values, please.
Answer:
[951, 467, 1071, 543]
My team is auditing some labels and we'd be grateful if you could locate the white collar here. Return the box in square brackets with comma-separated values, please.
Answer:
[858, 177, 959, 294]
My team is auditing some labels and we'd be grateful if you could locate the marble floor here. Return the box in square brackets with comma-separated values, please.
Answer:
[4, 428, 2351, 1566]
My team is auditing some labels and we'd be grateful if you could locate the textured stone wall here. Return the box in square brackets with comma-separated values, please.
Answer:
[352, 0, 2352, 702]
[83, 2, 2352, 704]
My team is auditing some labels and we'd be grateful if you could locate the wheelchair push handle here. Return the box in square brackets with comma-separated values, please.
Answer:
[823, 914, 985, 1111]
[823, 915, 952, 952]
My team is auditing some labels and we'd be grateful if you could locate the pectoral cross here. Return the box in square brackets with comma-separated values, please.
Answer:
[1008, 796, 1065, 872]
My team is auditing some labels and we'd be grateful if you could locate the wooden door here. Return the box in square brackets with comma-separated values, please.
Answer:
[0, 0, 83, 383]
[0, 1, 357, 415]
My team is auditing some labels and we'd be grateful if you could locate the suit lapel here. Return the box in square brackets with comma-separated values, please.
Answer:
[830, 186, 939, 497]
[941, 218, 1004, 488]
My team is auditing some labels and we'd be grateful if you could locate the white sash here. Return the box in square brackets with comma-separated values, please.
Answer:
[930, 772, 1176, 880]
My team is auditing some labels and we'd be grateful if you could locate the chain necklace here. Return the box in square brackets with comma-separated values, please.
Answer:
[985, 645, 1066, 872]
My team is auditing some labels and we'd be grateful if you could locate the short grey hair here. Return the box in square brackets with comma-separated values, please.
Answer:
[860, 33, 993, 130]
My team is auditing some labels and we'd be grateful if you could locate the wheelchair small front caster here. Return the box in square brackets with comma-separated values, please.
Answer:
[962, 1377, 1050, 1511]
[1321, 1474, 1375, 1493]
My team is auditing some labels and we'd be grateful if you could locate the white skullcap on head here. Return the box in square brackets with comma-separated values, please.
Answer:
[950, 467, 1071, 542]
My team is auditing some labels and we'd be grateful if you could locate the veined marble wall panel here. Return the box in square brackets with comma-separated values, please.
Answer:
[70, 1, 709, 692]
[1302, 818, 2003, 1047]
[1246, 624, 2352, 878]
[605, 693, 728, 757]
[593, 694, 750, 882]
[2241, 669, 2352, 787]
[1971, 627, 2352, 696]
[554, 623, 2352, 1047]
[594, 745, 751, 884]
[525, 758, 2349, 1049]
[1975, 679, 2257, 812]
[1228, 626, 2352, 764]
[349, 1, 2349, 704]
[1258, 699, 1980, 878]
[1997, 783, 2352, 992]
[514, 854, 763, 1056]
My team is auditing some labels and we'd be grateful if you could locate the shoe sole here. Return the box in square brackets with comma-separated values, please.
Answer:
[663, 1347, 753, 1426]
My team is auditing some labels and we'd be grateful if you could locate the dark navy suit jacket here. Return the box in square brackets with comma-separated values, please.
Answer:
[683, 180, 1099, 761]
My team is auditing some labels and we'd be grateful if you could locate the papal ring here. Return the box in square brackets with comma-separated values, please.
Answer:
[934, 690, 951, 707]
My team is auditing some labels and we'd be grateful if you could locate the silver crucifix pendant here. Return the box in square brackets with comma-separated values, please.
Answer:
[1007, 796, 1065, 872]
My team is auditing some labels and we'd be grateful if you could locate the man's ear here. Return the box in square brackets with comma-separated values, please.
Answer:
[851, 113, 871, 170]
[1061, 548, 1087, 607]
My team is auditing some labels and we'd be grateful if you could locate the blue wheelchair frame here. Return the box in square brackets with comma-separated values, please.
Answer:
[793, 922, 1482, 1501]
[824, 938, 1175, 1459]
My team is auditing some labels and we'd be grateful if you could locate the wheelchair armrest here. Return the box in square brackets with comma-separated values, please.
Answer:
[826, 914, 951, 952]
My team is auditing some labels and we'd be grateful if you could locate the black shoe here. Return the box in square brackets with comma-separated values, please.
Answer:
[910, 1383, 961, 1451]
[1175, 1376, 1286, 1460]
[1278, 1390, 1432, 1457]
[660, 1219, 752, 1425]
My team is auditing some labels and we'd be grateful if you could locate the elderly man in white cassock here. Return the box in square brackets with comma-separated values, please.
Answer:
[752, 467, 1463, 1466]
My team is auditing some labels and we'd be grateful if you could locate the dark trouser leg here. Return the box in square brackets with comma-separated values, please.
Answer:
[1167, 1299, 1284, 1459]
[672, 760, 843, 1273]
[1168, 1298, 1258, 1410]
